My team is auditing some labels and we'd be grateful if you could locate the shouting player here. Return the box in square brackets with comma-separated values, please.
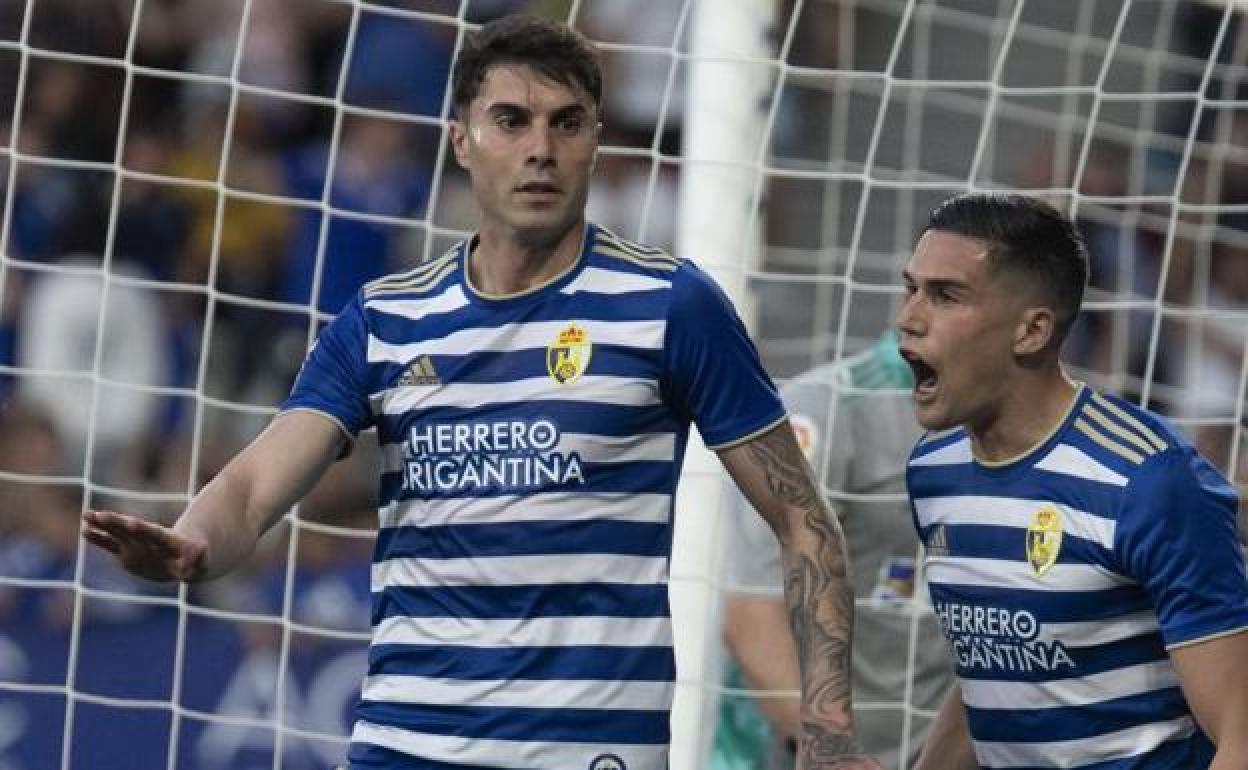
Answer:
[82, 15, 882, 770]
[899, 193, 1248, 769]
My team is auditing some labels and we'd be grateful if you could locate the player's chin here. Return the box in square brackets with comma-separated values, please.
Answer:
[912, 399, 956, 432]
[509, 207, 575, 236]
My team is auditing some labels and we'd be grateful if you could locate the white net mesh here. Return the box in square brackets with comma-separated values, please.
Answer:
[0, 1, 1244, 769]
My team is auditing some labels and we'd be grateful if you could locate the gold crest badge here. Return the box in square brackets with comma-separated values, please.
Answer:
[547, 323, 592, 385]
[1026, 505, 1063, 577]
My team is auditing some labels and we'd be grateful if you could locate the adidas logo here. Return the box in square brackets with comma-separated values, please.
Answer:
[926, 524, 950, 557]
[397, 355, 441, 386]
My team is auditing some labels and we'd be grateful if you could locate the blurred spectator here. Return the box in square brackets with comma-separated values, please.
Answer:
[579, 0, 684, 150]
[241, 0, 311, 97]
[1159, 101, 1248, 476]
[166, 97, 295, 403]
[170, 97, 293, 296]
[9, 62, 96, 261]
[0, 271, 20, 397]
[115, 129, 195, 281]
[0, 401, 80, 593]
[1176, 214, 1248, 478]
[340, 5, 456, 118]
[17, 259, 168, 482]
[26, 0, 130, 58]
[769, 0, 844, 166]
[0, 402, 80, 769]
[280, 116, 433, 315]
[20, 60, 123, 166]
[1183, 216, 1248, 418]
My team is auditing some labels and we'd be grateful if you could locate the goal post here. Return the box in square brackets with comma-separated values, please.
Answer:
[670, 1, 775, 767]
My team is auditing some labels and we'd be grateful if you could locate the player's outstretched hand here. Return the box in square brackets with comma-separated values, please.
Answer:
[82, 510, 207, 582]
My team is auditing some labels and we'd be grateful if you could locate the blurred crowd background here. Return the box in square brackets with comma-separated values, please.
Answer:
[0, 1, 1245, 768]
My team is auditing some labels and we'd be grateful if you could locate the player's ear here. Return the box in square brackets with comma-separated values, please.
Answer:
[1014, 305, 1056, 356]
[449, 118, 471, 170]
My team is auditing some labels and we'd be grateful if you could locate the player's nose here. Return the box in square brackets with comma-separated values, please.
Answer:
[895, 291, 926, 337]
[525, 123, 556, 167]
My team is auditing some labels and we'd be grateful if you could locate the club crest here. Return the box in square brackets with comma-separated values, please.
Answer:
[548, 322, 592, 385]
[1026, 505, 1063, 577]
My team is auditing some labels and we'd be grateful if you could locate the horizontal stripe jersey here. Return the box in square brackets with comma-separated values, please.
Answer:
[282, 223, 786, 770]
[907, 385, 1248, 769]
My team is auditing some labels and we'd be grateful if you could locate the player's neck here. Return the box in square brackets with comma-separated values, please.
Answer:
[469, 220, 586, 297]
[969, 366, 1080, 465]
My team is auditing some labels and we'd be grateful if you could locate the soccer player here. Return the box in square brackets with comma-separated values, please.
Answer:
[897, 193, 1248, 769]
[714, 332, 953, 770]
[81, 15, 882, 770]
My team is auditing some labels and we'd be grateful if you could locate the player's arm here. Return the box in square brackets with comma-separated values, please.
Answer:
[723, 592, 801, 741]
[1117, 447, 1248, 769]
[83, 410, 346, 582]
[719, 422, 880, 769]
[913, 685, 976, 770]
[1170, 631, 1248, 769]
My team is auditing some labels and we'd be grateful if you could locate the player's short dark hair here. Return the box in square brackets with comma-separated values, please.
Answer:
[924, 192, 1089, 348]
[451, 15, 602, 118]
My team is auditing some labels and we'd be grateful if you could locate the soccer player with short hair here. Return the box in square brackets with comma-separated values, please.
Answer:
[82, 15, 882, 770]
[898, 193, 1248, 769]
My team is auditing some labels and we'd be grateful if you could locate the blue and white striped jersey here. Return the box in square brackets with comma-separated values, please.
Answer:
[907, 385, 1248, 769]
[282, 223, 786, 770]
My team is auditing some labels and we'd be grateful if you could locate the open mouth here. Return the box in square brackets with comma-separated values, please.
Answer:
[900, 347, 939, 400]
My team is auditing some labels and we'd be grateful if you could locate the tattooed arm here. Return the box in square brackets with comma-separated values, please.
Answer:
[718, 421, 883, 770]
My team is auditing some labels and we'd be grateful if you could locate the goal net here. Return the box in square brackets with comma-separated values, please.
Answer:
[0, 1, 1244, 769]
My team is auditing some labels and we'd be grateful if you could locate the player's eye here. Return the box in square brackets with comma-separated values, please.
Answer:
[556, 115, 584, 134]
[495, 113, 525, 130]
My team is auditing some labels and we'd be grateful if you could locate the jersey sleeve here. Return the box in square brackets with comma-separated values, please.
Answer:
[1115, 447, 1248, 648]
[662, 261, 785, 449]
[280, 292, 373, 440]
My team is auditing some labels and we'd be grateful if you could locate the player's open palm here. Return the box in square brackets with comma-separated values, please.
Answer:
[82, 510, 207, 582]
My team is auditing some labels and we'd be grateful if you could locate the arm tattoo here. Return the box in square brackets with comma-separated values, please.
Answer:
[746, 425, 821, 517]
[803, 725, 874, 768]
[786, 510, 854, 729]
[748, 427, 860, 765]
